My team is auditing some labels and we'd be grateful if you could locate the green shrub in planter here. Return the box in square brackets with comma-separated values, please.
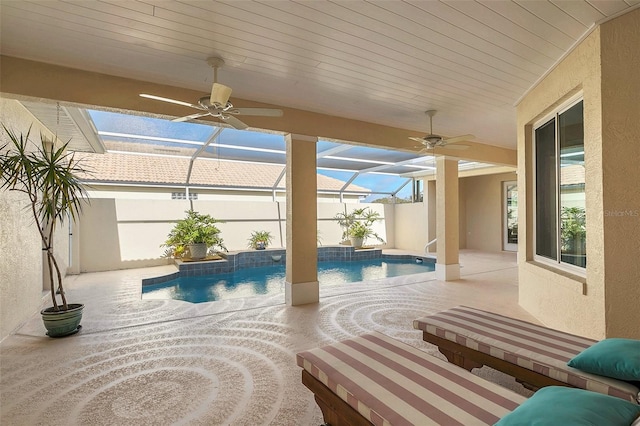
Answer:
[162, 210, 226, 259]
[334, 207, 385, 247]
[248, 230, 273, 250]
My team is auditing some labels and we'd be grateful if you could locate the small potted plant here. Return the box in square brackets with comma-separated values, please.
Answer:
[334, 207, 385, 248]
[347, 219, 385, 248]
[347, 221, 367, 248]
[162, 210, 226, 260]
[0, 125, 90, 337]
[248, 230, 273, 250]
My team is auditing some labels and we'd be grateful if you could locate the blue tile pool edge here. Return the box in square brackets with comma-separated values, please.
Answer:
[142, 246, 435, 287]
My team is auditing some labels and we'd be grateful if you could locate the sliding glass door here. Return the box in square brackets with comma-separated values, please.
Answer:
[503, 181, 518, 252]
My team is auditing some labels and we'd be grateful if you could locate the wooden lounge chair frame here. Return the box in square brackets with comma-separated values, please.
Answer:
[302, 370, 372, 426]
[422, 331, 576, 391]
[298, 331, 529, 425]
[414, 306, 640, 403]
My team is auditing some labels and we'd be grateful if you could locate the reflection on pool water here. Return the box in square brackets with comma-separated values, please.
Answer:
[142, 258, 434, 303]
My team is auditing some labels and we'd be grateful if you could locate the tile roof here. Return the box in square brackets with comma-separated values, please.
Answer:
[75, 151, 370, 193]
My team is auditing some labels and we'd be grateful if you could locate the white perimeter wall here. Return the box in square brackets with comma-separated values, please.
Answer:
[74, 174, 504, 272]
[394, 202, 429, 252]
[77, 200, 394, 272]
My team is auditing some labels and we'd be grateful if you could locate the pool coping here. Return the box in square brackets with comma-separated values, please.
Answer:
[142, 246, 435, 287]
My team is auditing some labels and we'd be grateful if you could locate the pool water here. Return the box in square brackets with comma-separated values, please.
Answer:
[143, 258, 434, 303]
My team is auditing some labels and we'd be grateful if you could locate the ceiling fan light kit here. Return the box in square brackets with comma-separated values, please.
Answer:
[210, 82, 233, 107]
[138, 56, 283, 130]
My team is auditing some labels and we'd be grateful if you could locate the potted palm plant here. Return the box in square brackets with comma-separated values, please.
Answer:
[335, 207, 385, 248]
[162, 210, 226, 260]
[248, 230, 273, 250]
[0, 125, 89, 337]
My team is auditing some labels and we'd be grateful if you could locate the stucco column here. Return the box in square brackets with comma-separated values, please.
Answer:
[285, 134, 319, 305]
[435, 156, 460, 280]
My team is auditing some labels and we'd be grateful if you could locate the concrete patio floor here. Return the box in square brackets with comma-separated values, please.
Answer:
[0, 250, 536, 425]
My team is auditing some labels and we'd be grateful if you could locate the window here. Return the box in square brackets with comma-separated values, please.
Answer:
[171, 192, 198, 200]
[534, 99, 585, 269]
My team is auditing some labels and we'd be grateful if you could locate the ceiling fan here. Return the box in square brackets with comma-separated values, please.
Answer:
[139, 57, 283, 130]
[409, 110, 473, 151]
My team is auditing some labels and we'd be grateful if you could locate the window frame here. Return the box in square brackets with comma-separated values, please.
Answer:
[532, 93, 586, 275]
[171, 191, 198, 200]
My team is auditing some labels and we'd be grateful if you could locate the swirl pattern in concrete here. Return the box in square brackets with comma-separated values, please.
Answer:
[1, 251, 534, 425]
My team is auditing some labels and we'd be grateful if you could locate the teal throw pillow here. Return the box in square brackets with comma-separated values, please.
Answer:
[567, 338, 640, 381]
[495, 386, 640, 426]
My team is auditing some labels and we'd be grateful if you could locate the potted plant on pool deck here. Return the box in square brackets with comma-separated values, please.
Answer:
[162, 210, 227, 260]
[347, 219, 385, 248]
[0, 125, 90, 337]
[335, 207, 385, 248]
[248, 230, 273, 250]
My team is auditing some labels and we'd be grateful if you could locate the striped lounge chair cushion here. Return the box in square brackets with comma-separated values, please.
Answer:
[413, 306, 640, 403]
[296, 331, 526, 426]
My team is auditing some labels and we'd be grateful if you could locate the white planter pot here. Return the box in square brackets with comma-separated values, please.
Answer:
[350, 236, 364, 248]
[188, 243, 208, 260]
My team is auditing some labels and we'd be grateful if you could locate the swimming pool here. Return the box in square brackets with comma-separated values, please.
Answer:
[142, 257, 434, 303]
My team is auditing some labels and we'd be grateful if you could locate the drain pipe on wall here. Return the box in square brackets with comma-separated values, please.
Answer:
[185, 127, 224, 210]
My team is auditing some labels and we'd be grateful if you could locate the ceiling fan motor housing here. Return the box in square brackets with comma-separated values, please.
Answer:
[424, 135, 443, 145]
[140, 57, 282, 129]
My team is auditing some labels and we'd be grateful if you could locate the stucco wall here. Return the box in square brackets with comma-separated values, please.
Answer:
[458, 179, 467, 249]
[394, 172, 514, 255]
[0, 99, 70, 340]
[516, 8, 640, 339]
[599, 10, 640, 338]
[77, 199, 391, 272]
[394, 202, 429, 252]
[462, 172, 517, 252]
[517, 27, 604, 338]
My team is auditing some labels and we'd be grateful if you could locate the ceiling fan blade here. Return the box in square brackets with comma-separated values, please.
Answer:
[409, 136, 426, 143]
[172, 112, 210, 123]
[443, 134, 474, 144]
[228, 108, 283, 117]
[222, 114, 249, 130]
[140, 94, 202, 109]
[440, 144, 470, 150]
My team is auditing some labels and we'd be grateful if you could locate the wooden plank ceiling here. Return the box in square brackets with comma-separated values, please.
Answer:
[1, 0, 637, 148]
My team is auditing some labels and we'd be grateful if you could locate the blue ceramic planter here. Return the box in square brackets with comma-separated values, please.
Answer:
[41, 303, 84, 337]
